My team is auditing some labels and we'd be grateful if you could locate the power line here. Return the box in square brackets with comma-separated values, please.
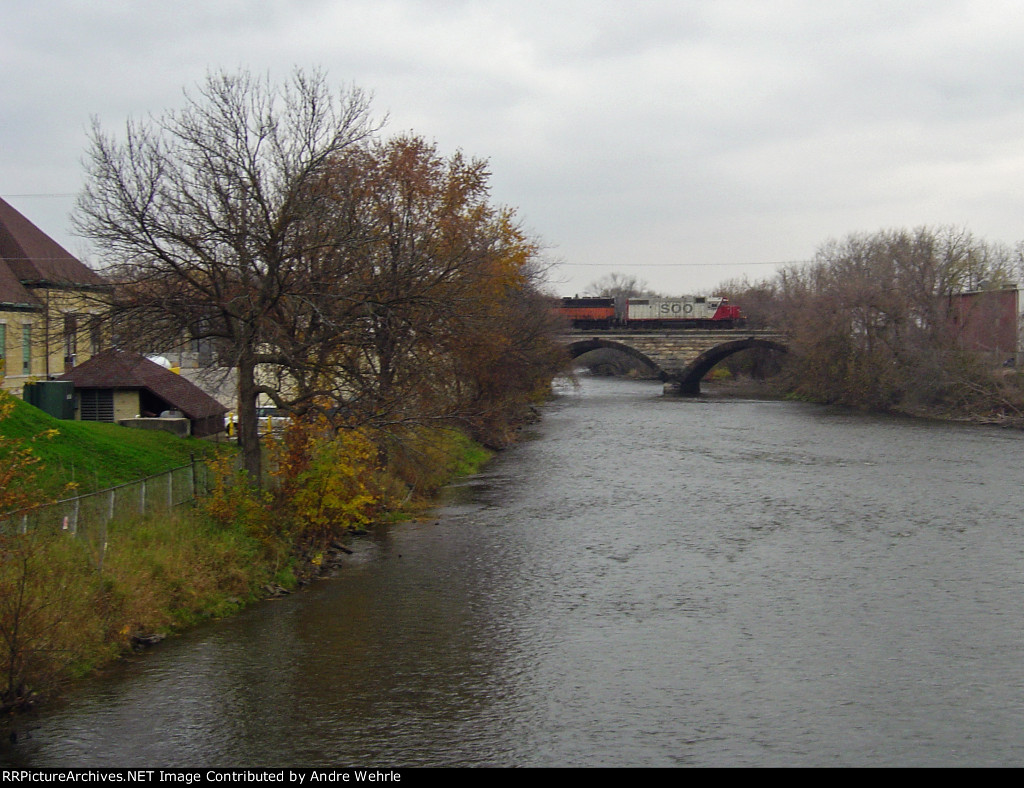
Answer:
[556, 260, 811, 268]
[0, 197, 813, 270]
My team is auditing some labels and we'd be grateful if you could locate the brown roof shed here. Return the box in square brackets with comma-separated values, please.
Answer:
[59, 349, 227, 436]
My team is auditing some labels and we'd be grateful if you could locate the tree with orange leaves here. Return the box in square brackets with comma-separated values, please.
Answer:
[273, 134, 568, 447]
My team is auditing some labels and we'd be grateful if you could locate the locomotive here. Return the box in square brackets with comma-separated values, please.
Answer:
[558, 295, 744, 329]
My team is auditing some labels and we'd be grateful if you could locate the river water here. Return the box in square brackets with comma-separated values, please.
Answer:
[4, 375, 1024, 767]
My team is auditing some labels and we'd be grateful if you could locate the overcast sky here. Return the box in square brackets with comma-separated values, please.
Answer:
[3, 0, 1023, 296]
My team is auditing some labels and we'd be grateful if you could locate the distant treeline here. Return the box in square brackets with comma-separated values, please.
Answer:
[718, 227, 1024, 424]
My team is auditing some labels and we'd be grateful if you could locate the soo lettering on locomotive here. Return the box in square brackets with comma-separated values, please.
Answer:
[558, 295, 744, 329]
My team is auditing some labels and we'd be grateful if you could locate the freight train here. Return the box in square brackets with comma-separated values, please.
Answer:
[558, 295, 744, 329]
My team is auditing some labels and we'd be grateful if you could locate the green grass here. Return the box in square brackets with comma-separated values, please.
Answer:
[0, 394, 228, 497]
[448, 429, 494, 477]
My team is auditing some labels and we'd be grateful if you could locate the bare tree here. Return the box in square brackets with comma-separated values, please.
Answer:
[583, 272, 653, 300]
[765, 227, 1021, 411]
[74, 68, 380, 481]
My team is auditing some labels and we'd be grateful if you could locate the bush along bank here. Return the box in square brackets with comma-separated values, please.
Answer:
[0, 416, 499, 719]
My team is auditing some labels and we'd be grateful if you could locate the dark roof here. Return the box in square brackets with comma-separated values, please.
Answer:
[0, 196, 108, 305]
[59, 349, 228, 420]
[0, 253, 37, 309]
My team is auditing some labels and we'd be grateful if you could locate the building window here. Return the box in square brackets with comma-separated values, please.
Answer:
[90, 320, 103, 355]
[64, 314, 78, 365]
[22, 324, 31, 375]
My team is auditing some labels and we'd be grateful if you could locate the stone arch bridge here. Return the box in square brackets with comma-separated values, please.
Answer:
[560, 330, 788, 396]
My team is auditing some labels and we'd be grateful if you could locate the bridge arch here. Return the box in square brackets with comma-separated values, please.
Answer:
[560, 331, 789, 395]
[565, 338, 663, 378]
[671, 338, 788, 396]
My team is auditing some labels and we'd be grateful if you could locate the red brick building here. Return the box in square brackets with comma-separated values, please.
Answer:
[947, 287, 1024, 365]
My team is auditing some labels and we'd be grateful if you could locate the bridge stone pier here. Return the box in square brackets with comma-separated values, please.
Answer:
[560, 330, 788, 396]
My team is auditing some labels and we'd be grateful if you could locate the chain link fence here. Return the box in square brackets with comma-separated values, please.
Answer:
[0, 458, 212, 572]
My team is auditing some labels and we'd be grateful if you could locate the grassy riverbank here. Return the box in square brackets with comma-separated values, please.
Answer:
[0, 394, 224, 497]
[0, 399, 496, 718]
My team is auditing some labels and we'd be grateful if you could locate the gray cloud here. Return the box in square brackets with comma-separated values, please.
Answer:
[3, 0, 1022, 295]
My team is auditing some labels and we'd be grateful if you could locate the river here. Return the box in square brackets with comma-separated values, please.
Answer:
[3, 375, 1024, 767]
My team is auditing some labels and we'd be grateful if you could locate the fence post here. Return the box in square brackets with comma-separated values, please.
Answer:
[71, 497, 80, 536]
[140, 479, 147, 516]
[98, 518, 107, 575]
[168, 469, 174, 510]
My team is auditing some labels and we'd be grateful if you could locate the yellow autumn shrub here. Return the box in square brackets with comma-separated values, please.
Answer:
[268, 417, 382, 548]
